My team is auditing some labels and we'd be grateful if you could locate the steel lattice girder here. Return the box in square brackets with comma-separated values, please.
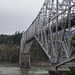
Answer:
[20, 0, 75, 64]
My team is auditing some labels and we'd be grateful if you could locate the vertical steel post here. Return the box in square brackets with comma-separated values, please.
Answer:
[68, 0, 71, 58]
[56, 0, 58, 56]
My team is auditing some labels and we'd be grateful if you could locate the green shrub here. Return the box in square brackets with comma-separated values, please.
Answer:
[72, 37, 75, 40]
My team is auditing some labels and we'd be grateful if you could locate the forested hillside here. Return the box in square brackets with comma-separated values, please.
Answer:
[0, 31, 49, 63]
[0, 31, 22, 63]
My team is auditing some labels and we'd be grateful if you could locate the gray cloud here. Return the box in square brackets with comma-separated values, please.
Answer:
[0, 0, 44, 34]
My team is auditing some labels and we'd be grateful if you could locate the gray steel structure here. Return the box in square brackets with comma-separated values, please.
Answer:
[20, 0, 75, 66]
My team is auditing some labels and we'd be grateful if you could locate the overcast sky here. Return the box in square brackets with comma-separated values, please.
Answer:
[0, 0, 44, 35]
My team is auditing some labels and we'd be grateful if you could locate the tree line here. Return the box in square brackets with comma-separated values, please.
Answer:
[0, 31, 22, 45]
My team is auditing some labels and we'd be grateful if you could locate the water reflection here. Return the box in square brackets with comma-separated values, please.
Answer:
[0, 67, 20, 75]
[20, 70, 48, 75]
[0, 64, 49, 75]
[20, 67, 48, 75]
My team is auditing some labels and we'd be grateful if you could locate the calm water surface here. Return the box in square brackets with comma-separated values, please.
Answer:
[0, 63, 50, 75]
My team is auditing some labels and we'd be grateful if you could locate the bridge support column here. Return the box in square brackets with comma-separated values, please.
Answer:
[20, 54, 30, 69]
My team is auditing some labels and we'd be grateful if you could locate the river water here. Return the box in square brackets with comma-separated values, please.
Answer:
[0, 63, 50, 75]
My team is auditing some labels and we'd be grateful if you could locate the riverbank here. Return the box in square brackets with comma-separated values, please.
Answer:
[0, 61, 51, 67]
[31, 62, 50, 66]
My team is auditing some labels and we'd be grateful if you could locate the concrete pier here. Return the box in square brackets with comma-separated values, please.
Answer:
[20, 54, 30, 69]
[49, 70, 69, 75]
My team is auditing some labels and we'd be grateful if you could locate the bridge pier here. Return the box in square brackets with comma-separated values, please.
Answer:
[20, 54, 30, 69]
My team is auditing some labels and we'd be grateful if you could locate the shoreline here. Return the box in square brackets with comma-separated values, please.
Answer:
[31, 61, 50, 66]
[0, 61, 50, 66]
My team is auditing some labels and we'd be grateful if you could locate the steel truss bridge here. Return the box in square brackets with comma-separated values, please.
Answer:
[20, 0, 75, 69]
